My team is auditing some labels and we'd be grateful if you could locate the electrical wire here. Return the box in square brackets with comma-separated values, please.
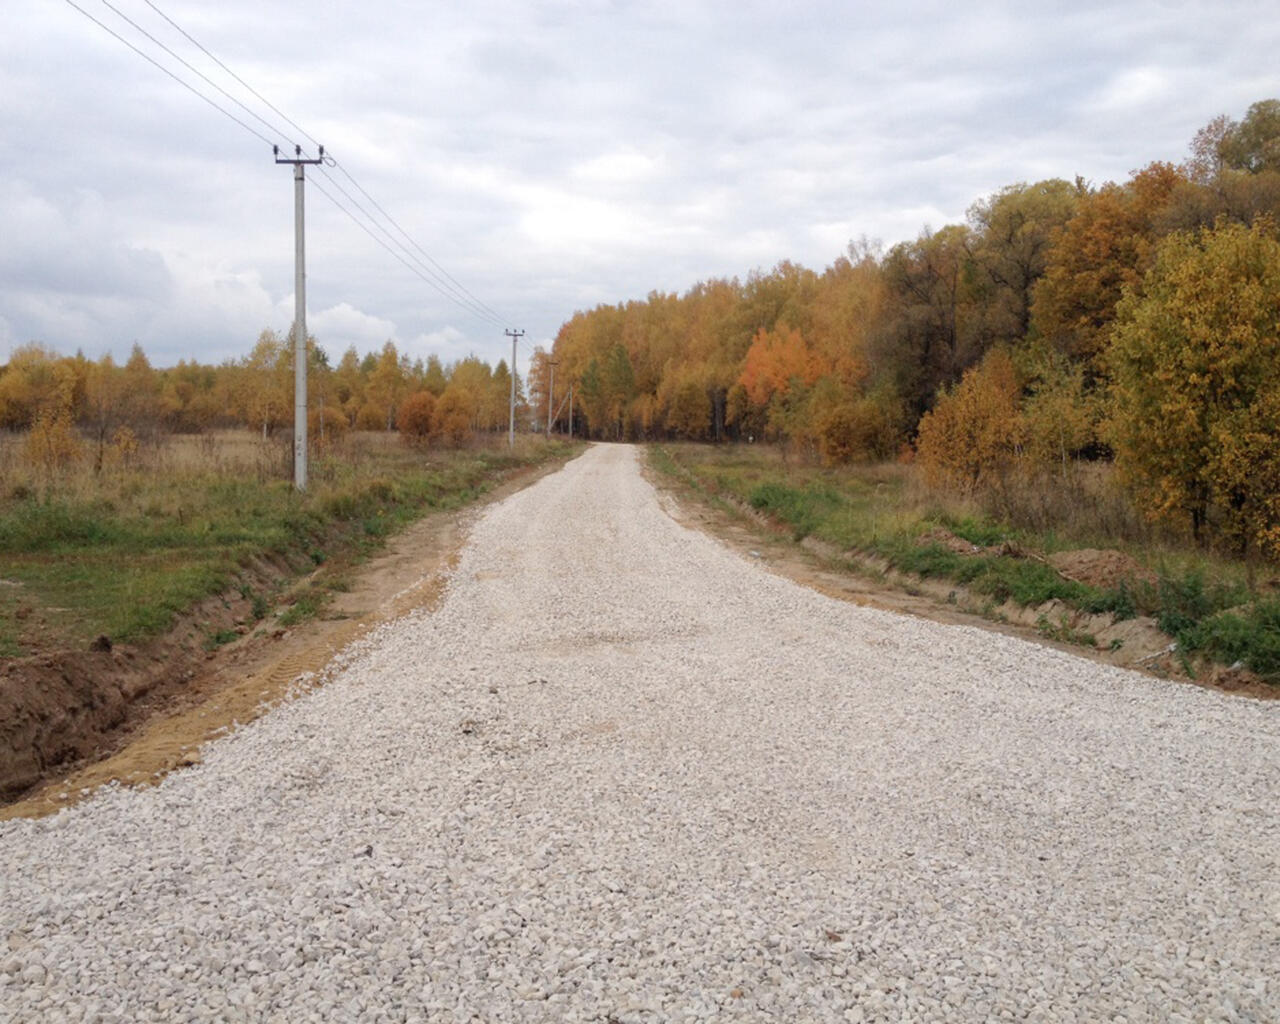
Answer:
[61, 0, 277, 148]
[132, 0, 509, 324]
[135, 0, 510, 327]
[315, 167, 506, 329]
[94, 0, 313, 156]
[309, 175, 509, 329]
[142, 0, 323, 153]
[327, 162, 509, 326]
[63, 0, 515, 332]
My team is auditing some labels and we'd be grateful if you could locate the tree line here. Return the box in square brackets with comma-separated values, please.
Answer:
[546, 100, 1280, 556]
[0, 331, 530, 471]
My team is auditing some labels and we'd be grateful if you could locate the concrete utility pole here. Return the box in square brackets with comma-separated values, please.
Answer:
[275, 143, 324, 491]
[504, 328, 524, 447]
[547, 360, 557, 436]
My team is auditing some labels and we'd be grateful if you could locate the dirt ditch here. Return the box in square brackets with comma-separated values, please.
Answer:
[1, 462, 561, 820]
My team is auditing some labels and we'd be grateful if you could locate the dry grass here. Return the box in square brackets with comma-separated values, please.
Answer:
[0, 428, 575, 656]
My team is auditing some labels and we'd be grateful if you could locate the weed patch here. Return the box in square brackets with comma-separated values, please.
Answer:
[1176, 599, 1280, 681]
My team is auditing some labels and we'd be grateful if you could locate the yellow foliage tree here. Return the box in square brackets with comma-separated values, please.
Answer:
[1108, 217, 1280, 553]
[1019, 347, 1100, 475]
[916, 348, 1025, 493]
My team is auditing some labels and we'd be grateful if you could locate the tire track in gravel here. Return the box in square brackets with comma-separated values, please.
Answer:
[1, 443, 1278, 1024]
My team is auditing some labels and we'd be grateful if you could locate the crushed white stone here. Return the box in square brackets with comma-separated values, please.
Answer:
[2, 444, 1277, 1023]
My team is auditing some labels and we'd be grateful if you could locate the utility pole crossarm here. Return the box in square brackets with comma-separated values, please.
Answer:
[274, 144, 325, 492]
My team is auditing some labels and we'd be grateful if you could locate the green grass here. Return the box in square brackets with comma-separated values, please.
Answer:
[650, 442, 1277, 681]
[1172, 597, 1280, 680]
[0, 435, 579, 654]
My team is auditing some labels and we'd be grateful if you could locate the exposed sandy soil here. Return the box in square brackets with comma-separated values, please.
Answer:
[0, 460, 563, 821]
[644, 461, 1278, 703]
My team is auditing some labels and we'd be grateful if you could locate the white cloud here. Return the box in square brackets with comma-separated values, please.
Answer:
[1093, 66, 1174, 113]
[309, 303, 398, 352]
[571, 151, 663, 184]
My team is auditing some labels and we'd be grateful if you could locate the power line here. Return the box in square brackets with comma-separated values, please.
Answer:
[135, 0, 509, 326]
[142, 0, 323, 152]
[94, 0, 312, 156]
[64, 0, 512, 330]
[309, 176, 504, 330]
[61, 0, 277, 148]
[315, 167, 507, 328]
[328, 161, 509, 325]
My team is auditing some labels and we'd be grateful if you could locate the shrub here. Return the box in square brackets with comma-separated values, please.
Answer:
[355, 402, 388, 432]
[916, 348, 1025, 493]
[309, 407, 348, 445]
[1179, 599, 1280, 680]
[398, 391, 437, 445]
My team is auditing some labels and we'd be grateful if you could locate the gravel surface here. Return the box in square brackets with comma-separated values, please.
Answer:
[2, 443, 1278, 1023]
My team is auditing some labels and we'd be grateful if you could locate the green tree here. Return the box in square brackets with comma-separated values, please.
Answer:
[423, 353, 447, 396]
[876, 224, 975, 421]
[967, 178, 1079, 346]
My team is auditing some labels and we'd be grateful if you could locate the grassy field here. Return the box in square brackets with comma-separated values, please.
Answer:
[650, 443, 1280, 683]
[0, 430, 579, 657]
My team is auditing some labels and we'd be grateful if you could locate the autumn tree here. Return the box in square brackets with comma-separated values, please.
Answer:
[367, 340, 407, 430]
[1169, 100, 1280, 233]
[658, 368, 712, 439]
[739, 326, 820, 410]
[0, 344, 86, 430]
[1108, 217, 1280, 554]
[83, 354, 128, 471]
[238, 330, 292, 438]
[579, 344, 636, 439]
[1031, 164, 1183, 367]
[1018, 346, 1100, 475]
[422, 354, 447, 397]
[331, 346, 365, 425]
[915, 347, 1025, 493]
[432, 386, 473, 445]
[397, 390, 437, 446]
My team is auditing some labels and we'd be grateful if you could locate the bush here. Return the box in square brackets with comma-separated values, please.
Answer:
[398, 391, 437, 445]
[1179, 599, 1280, 680]
[816, 395, 902, 465]
[432, 390, 472, 446]
[356, 402, 388, 431]
[916, 348, 1025, 493]
[309, 407, 348, 445]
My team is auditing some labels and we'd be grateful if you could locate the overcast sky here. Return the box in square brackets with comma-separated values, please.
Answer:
[3, 1, 1277, 375]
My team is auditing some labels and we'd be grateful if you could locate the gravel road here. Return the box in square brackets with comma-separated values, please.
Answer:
[2, 443, 1278, 1023]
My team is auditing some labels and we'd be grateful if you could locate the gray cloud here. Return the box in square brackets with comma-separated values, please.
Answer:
[3, 0, 1278, 374]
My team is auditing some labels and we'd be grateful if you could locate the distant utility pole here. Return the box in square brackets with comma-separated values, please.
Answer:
[505, 328, 524, 447]
[275, 143, 324, 492]
[547, 360, 558, 436]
